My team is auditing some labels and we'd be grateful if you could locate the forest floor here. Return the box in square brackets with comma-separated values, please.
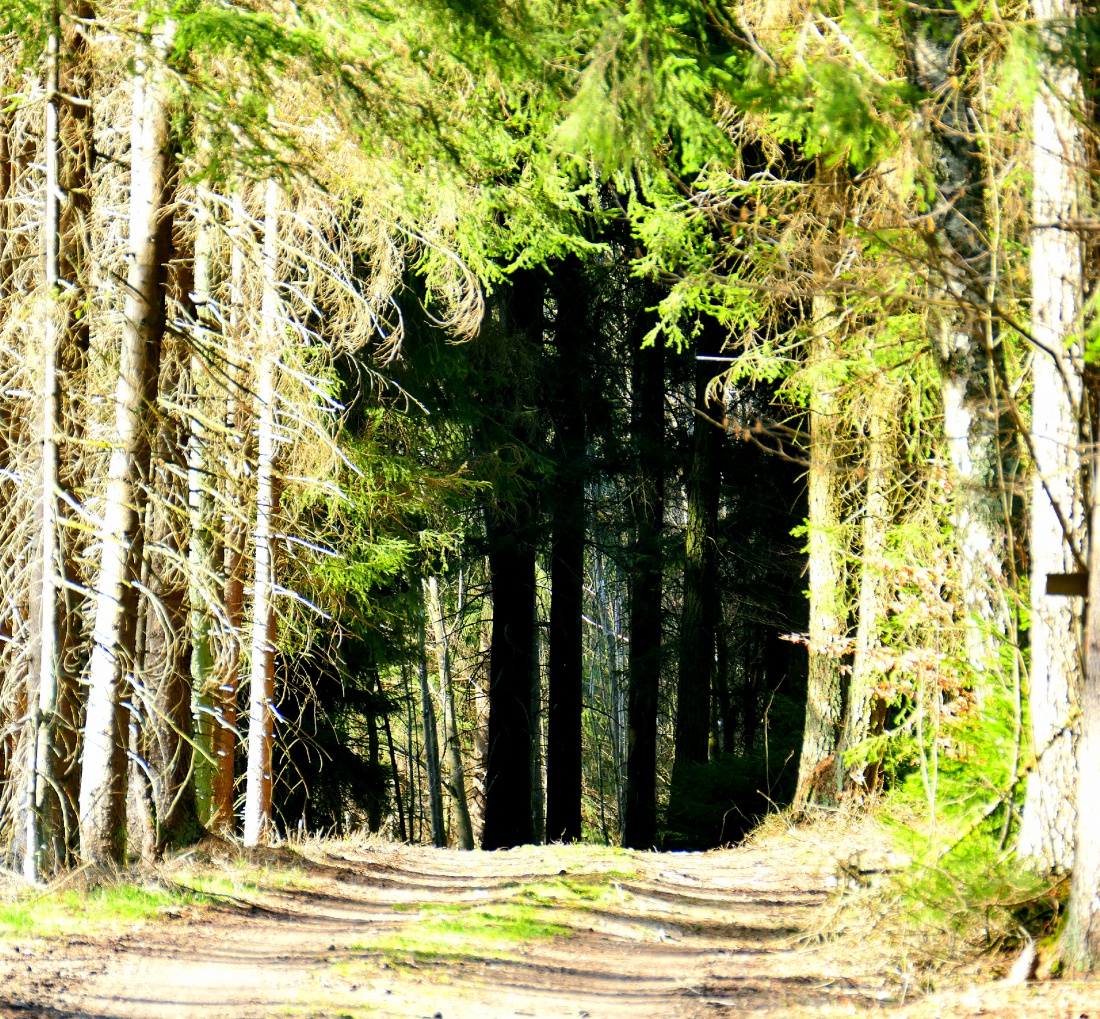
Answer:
[0, 823, 1097, 1019]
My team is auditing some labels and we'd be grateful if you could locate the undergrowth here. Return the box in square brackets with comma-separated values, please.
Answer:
[816, 647, 1065, 989]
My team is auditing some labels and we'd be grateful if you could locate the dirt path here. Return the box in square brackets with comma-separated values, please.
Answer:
[0, 839, 1097, 1019]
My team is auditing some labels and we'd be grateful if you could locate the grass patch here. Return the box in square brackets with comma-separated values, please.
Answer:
[175, 864, 312, 902]
[0, 882, 206, 937]
[353, 901, 573, 964]
[349, 869, 635, 967]
[513, 874, 634, 908]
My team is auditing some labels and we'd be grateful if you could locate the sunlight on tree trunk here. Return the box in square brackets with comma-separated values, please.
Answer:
[835, 385, 892, 797]
[243, 179, 281, 848]
[79, 18, 174, 865]
[211, 191, 249, 832]
[795, 293, 845, 808]
[1019, 0, 1085, 871]
[26, 22, 62, 883]
[144, 446, 204, 851]
[189, 192, 219, 823]
[1062, 456, 1100, 969]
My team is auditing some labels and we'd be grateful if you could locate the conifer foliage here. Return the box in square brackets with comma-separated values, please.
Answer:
[2, 0, 1100, 974]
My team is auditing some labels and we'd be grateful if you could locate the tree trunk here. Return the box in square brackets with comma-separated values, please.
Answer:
[126, 638, 157, 866]
[530, 603, 545, 844]
[400, 665, 419, 841]
[670, 326, 723, 812]
[210, 191, 249, 832]
[143, 480, 204, 851]
[835, 386, 892, 797]
[714, 615, 735, 754]
[366, 693, 381, 834]
[243, 179, 281, 847]
[482, 525, 537, 849]
[1061, 454, 1100, 969]
[1019, 0, 1085, 871]
[470, 601, 491, 842]
[418, 609, 446, 847]
[125, 500, 156, 862]
[54, 0, 97, 854]
[189, 193, 219, 822]
[911, 7, 1008, 677]
[78, 18, 175, 865]
[545, 259, 586, 844]
[26, 23, 62, 883]
[0, 101, 11, 303]
[794, 293, 846, 808]
[622, 316, 665, 850]
[425, 576, 474, 849]
[374, 671, 407, 842]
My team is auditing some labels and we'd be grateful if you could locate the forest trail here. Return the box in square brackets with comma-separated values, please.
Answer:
[0, 836, 1096, 1019]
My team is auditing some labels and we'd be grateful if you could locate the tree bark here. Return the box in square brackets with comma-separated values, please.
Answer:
[1019, 0, 1085, 871]
[374, 670, 407, 842]
[794, 293, 846, 808]
[402, 665, 419, 841]
[366, 690, 381, 834]
[418, 609, 446, 847]
[469, 600, 491, 842]
[482, 526, 537, 849]
[910, 5, 1008, 677]
[530, 602, 545, 844]
[670, 326, 723, 803]
[243, 179, 281, 847]
[0, 101, 11, 303]
[26, 22, 62, 882]
[479, 272, 543, 850]
[425, 576, 474, 849]
[622, 314, 665, 850]
[545, 259, 586, 844]
[209, 190, 249, 832]
[1061, 458, 1100, 970]
[835, 386, 892, 797]
[54, 0, 97, 853]
[189, 193, 220, 823]
[126, 588, 157, 868]
[143, 469, 204, 851]
[78, 18, 175, 865]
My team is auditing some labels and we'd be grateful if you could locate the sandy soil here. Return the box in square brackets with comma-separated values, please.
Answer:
[0, 839, 1095, 1019]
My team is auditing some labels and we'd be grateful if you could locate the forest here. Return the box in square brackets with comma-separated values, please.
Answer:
[1, 0, 1100, 1002]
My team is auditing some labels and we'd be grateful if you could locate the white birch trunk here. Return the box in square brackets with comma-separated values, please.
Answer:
[1018, 0, 1085, 871]
[25, 27, 61, 883]
[78, 18, 174, 865]
[243, 179, 281, 847]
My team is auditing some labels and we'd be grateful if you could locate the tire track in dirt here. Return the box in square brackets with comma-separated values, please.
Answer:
[0, 839, 941, 1018]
